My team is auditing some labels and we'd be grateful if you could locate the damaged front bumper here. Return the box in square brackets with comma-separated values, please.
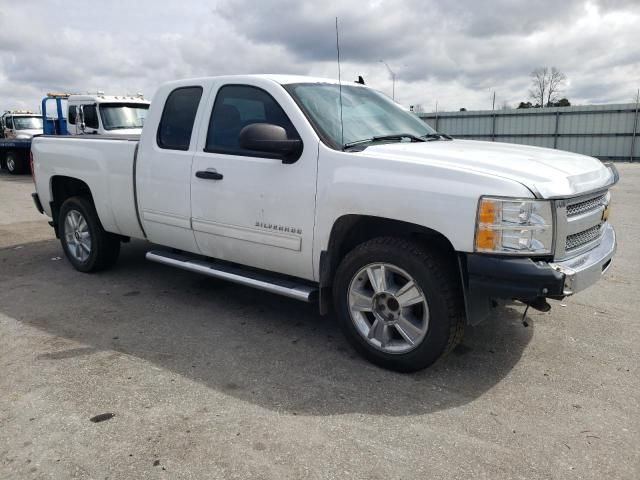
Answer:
[460, 223, 616, 324]
[549, 223, 616, 295]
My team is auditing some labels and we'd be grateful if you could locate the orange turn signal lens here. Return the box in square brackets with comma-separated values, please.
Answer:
[478, 199, 498, 224]
[476, 228, 499, 251]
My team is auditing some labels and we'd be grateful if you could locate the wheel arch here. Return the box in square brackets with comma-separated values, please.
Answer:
[49, 176, 94, 237]
[318, 214, 459, 314]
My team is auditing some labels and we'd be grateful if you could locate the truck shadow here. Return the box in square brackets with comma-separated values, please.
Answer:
[1, 239, 533, 416]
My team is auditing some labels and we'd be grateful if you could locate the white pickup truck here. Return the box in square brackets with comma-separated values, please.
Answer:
[30, 75, 618, 371]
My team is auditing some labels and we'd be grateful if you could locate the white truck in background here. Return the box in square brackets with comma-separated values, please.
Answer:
[30, 75, 618, 372]
[66, 93, 150, 136]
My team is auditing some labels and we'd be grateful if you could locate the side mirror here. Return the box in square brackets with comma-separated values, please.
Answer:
[239, 123, 302, 164]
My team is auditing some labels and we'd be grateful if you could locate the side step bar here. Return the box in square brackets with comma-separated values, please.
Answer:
[146, 250, 318, 302]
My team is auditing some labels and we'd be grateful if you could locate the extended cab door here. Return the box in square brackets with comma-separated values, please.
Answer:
[136, 83, 208, 253]
[190, 80, 319, 280]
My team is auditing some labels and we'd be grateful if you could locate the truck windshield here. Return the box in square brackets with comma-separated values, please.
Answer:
[284, 83, 436, 150]
[99, 103, 149, 130]
[12, 116, 43, 130]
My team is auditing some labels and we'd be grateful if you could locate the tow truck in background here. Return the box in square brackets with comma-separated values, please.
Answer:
[66, 93, 149, 136]
[0, 92, 150, 174]
[0, 110, 43, 174]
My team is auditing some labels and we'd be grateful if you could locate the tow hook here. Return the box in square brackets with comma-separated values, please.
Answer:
[520, 297, 551, 327]
[523, 297, 551, 312]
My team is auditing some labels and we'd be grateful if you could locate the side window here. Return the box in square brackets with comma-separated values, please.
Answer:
[83, 105, 99, 129]
[6, 116, 14, 129]
[205, 85, 299, 154]
[157, 86, 203, 150]
[68, 106, 77, 125]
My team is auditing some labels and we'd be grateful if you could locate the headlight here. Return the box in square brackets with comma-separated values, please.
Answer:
[475, 197, 553, 255]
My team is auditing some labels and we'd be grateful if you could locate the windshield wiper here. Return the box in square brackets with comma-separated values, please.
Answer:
[421, 133, 453, 141]
[343, 133, 426, 150]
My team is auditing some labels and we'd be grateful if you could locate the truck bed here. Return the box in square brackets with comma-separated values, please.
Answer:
[31, 135, 145, 239]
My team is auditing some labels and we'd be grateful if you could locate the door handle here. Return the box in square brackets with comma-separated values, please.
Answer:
[195, 169, 223, 180]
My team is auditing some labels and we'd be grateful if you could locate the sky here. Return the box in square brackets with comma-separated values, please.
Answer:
[1, 0, 639, 113]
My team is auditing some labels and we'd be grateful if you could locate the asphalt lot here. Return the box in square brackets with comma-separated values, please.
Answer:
[1, 165, 638, 479]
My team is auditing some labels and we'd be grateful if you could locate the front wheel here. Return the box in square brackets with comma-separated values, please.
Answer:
[5, 151, 26, 174]
[59, 196, 120, 272]
[333, 237, 465, 372]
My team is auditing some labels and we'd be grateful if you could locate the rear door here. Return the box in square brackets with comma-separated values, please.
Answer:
[190, 79, 319, 280]
[136, 83, 208, 253]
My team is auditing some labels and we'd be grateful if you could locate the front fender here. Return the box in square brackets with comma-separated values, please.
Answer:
[313, 148, 533, 280]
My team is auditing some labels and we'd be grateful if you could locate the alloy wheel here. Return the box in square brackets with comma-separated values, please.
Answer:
[348, 262, 429, 354]
[64, 209, 92, 262]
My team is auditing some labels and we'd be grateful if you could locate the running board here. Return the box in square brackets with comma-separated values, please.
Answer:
[146, 250, 318, 302]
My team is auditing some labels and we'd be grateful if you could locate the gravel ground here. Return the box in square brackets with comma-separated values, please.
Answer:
[0, 165, 638, 479]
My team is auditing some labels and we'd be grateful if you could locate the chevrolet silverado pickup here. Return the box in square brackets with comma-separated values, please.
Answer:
[30, 75, 618, 372]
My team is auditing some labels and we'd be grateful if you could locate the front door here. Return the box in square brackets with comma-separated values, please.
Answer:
[80, 104, 100, 134]
[190, 81, 318, 280]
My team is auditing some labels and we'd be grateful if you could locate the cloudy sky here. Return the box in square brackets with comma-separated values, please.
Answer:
[1, 0, 639, 113]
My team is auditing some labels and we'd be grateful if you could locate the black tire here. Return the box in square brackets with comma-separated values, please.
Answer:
[5, 151, 26, 174]
[58, 196, 120, 272]
[333, 237, 465, 372]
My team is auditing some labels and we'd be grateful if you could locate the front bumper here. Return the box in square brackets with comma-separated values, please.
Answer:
[550, 223, 616, 295]
[462, 224, 616, 323]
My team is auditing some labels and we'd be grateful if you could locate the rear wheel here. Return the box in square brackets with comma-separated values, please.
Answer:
[59, 196, 120, 272]
[333, 237, 465, 372]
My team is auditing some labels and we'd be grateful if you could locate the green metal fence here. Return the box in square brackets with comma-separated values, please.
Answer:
[418, 103, 640, 161]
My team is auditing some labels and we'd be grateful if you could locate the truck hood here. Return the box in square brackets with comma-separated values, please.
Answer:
[363, 139, 616, 198]
[14, 129, 40, 138]
[105, 128, 143, 135]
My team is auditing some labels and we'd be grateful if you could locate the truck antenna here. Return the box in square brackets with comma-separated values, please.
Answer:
[335, 17, 344, 149]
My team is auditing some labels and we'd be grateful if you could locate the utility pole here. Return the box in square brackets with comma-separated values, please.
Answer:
[492, 91, 496, 110]
[379, 60, 396, 101]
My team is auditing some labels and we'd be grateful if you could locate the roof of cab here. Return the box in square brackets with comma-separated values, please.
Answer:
[159, 74, 363, 89]
[68, 94, 150, 104]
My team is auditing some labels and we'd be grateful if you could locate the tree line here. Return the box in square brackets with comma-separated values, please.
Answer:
[518, 67, 570, 108]
[455, 66, 571, 111]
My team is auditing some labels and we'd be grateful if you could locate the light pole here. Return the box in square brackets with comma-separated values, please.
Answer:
[379, 60, 396, 101]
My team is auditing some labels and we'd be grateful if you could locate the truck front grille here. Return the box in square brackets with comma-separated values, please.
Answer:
[566, 223, 603, 251]
[566, 193, 607, 217]
[555, 189, 609, 260]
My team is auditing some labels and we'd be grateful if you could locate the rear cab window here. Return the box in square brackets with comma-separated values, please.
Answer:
[157, 86, 203, 150]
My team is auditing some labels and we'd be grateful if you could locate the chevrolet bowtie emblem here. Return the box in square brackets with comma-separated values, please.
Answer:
[602, 203, 611, 222]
